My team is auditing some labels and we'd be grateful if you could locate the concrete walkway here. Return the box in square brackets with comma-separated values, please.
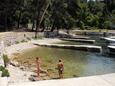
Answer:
[9, 73, 115, 86]
[33, 42, 102, 52]
[61, 38, 95, 44]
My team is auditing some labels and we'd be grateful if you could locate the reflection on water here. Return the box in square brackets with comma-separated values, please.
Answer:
[14, 46, 115, 78]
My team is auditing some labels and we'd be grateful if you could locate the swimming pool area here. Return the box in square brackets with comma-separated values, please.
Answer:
[13, 44, 115, 79]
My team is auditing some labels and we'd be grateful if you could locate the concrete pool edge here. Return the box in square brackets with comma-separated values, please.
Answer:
[33, 42, 102, 53]
[2, 73, 114, 86]
[60, 38, 95, 44]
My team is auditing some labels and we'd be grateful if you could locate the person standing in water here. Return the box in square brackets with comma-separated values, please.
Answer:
[57, 59, 64, 78]
[36, 57, 42, 77]
[36, 57, 48, 78]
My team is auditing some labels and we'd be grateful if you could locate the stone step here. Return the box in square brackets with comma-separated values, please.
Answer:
[33, 43, 102, 52]
[61, 38, 95, 44]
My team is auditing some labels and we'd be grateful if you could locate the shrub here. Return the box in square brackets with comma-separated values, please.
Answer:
[26, 37, 31, 40]
[37, 36, 43, 39]
[2, 68, 9, 77]
[79, 21, 85, 30]
[32, 36, 43, 40]
[3, 54, 9, 67]
[32, 36, 35, 39]
[21, 39, 27, 43]
[0, 66, 10, 77]
[103, 21, 112, 29]
[15, 41, 20, 44]
[0, 66, 5, 71]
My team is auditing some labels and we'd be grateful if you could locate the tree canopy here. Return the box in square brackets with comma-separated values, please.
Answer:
[0, 0, 115, 32]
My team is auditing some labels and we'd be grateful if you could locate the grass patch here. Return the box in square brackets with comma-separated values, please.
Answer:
[21, 39, 28, 43]
[32, 36, 43, 40]
[3, 54, 10, 67]
[15, 41, 20, 44]
[7, 44, 11, 46]
[26, 37, 31, 40]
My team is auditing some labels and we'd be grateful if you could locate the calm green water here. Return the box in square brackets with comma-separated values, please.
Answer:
[14, 46, 115, 78]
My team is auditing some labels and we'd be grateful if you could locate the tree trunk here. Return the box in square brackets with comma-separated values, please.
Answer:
[17, 10, 22, 29]
[32, 19, 35, 31]
[50, 19, 56, 32]
[51, 23, 55, 32]
[35, 11, 40, 38]
[39, 2, 50, 26]
[41, 25, 45, 32]
[35, 0, 50, 38]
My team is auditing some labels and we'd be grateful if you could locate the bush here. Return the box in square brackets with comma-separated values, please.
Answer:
[32, 36, 43, 40]
[37, 36, 43, 39]
[112, 10, 115, 14]
[103, 21, 112, 29]
[3, 54, 9, 67]
[15, 41, 20, 44]
[0, 66, 10, 77]
[21, 39, 27, 43]
[1, 68, 9, 77]
[26, 37, 31, 40]
[79, 21, 85, 30]
[0, 66, 5, 71]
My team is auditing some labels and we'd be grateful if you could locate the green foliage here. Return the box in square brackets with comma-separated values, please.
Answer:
[3, 54, 9, 67]
[21, 39, 27, 43]
[0, 66, 5, 71]
[26, 37, 31, 40]
[112, 10, 115, 14]
[32, 36, 43, 40]
[15, 41, 20, 44]
[103, 21, 112, 29]
[20, 12, 30, 26]
[1, 68, 10, 77]
[79, 21, 85, 30]
[0, 66, 10, 77]
[0, 0, 115, 31]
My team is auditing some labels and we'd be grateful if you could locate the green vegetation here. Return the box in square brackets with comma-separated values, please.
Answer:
[0, 54, 10, 77]
[26, 37, 31, 40]
[0, 0, 115, 33]
[15, 41, 20, 44]
[32, 36, 43, 40]
[0, 66, 10, 77]
[21, 39, 27, 43]
[0, 55, 10, 77]
[3, 54, 10, 67]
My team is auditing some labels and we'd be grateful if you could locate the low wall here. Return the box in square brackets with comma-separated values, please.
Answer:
[61, 38, 95, 44]
[34, 43, 102, 52]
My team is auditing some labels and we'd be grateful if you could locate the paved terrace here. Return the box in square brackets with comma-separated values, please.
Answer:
[0, 73, 115, 86]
